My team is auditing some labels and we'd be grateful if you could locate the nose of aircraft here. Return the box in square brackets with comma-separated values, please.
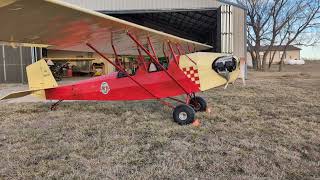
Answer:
[212, 56, 238, 80]
[178, 52, 241, 91]
[212, 56, 238, 72]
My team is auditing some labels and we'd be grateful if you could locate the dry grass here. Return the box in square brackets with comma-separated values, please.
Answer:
[0, 62, 320, 179]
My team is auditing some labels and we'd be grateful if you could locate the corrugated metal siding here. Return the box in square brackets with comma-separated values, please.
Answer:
[5, 46, 22, 83]
[22, 47, 33, 83]
[0, 45, 35, 83]
[63, 0, 223, 11]
[232, 6, 246, 59]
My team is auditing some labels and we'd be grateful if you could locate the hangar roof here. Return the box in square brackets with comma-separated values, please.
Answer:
[62, 0, 245, 12]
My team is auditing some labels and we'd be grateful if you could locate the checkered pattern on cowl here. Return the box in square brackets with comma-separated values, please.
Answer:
[182, 66, 200, 88]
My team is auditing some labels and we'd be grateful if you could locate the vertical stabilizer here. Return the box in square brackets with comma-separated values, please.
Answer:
[26, 59, 58, 99]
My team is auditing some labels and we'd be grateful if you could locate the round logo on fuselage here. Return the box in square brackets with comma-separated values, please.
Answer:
[100, 82, 110, 95]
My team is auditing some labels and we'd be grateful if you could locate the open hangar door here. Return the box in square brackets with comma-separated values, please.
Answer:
[108, 9, 220, 52]
[106, 5, 246, 77]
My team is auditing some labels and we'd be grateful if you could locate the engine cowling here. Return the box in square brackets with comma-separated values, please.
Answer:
[212, 56, 237, 73]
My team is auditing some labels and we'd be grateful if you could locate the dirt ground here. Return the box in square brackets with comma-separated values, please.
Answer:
[0, 62, 319, 179]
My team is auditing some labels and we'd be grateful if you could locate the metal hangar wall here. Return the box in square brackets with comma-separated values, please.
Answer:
[0, 43, 42, 83]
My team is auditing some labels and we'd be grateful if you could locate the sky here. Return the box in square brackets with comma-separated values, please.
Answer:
[301, 45, 320, 60]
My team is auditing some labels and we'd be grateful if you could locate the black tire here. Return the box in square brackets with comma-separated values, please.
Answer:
[173, 104, 196, 125]
[189, 96, 207, 112]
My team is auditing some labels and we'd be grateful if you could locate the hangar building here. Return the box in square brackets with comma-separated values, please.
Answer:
[0, 0, 246, 83]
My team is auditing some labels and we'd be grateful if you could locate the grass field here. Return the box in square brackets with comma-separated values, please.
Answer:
[0, 62, 319, 179]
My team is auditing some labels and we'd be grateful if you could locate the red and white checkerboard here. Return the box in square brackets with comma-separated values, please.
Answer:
[182, 66, 201, 88]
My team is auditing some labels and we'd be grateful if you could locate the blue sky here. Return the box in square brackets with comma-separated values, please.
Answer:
[301, 45, 320, 59]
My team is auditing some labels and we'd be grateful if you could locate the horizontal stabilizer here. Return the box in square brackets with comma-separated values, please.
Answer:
[0, 90, 34, 101]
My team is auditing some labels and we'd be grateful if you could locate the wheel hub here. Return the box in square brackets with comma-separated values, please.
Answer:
[178, 112, 188, 121]
[194, 102, 201, 111]
[190, 100, 201, 111]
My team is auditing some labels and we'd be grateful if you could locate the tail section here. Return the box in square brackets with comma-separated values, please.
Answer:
[0, 59, 58, 101]
[27, 59, 58, 99]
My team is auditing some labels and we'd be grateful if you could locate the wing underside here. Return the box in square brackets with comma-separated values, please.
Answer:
[0, 0, 212, 55]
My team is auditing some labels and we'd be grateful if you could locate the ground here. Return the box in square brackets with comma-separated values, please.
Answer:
[0, 62, 319, 179]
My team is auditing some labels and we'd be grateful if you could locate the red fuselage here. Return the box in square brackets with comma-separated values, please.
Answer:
[45, 56, 200, 101]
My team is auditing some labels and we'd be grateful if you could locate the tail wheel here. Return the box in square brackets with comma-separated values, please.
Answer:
[189, 96, 207, 112]
[173, 104, 196, 125]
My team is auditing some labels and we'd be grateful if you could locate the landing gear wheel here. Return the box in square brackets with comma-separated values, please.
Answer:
[173, 104, 196, 125]
[189, 96, 207, 112]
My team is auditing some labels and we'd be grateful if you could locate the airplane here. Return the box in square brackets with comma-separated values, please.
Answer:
[0, 0, 240, 125]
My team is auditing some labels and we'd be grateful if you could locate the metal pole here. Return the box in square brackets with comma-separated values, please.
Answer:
[2, 45, 6, 82]
[111, 44, 121, 68]
[147, 36, 159, 63]
[111, 32, 121, 68]
[34, 47, 38, 61]
[175, 44, 182, 56]
[127, 32, 190, 95]
[137, 48, 148, 71]
[31, 47, 34, 63]
[187, 44, 192, 53]
[168, 97, 185, 104]
[243, 7, 248, 80]
[167, 42, 180, 65]
[162, 42, 169, 64]
[19, 46, 24, 83]
[40, 47, 43, 59]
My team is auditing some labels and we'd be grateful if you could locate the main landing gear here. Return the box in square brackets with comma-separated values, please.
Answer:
[172, 95, 207, 125]
[173, 104, 196, 125]
[189, 96, 207, 112]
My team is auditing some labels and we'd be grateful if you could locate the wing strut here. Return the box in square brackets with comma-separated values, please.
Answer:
[127, 32, 190, 96]
[176, 43, 197, 65]
[86, 43, 175, 108]
[147, 36, 159, 63]
[111, 32, 122, 68]
[137, 48, 148, 71]
[176, 44, 182, 55]
[162, 42, 170, 64]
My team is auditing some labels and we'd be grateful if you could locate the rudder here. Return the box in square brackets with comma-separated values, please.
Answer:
[27, 59, 58, 99]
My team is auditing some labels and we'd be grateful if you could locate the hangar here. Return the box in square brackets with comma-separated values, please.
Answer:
[0, 0, 246, 83]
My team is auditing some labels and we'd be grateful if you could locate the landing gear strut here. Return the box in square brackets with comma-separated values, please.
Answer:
[50, 100, 63, 111]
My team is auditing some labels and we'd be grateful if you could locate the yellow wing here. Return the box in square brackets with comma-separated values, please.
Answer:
[0, 0, 212, 55]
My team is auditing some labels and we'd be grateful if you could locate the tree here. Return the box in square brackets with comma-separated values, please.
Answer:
[241, 0, 273, 70]
[277, 0, 320, 71]
[237, 0, 320, 71]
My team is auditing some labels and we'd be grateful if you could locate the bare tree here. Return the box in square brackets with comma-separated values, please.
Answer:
[238, 0, 320, 71]
[240, 0, 273, 70]
[277, 0, 320, 71]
